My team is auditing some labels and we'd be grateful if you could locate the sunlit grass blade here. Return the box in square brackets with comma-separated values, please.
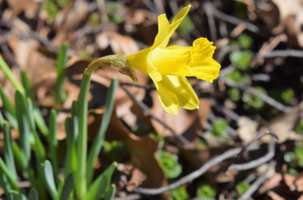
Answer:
[75, 73, 91, 198]
[64, 117, 77, 178]
[0, 85, 18, 128]
[59, 173, 74, 200]
[83, 162, 117, 200]
[15, 90, 31, 168]
[0, 55, 24, 93]
[21, 70, 48, 136]
[3, 121, 17, 180]
[105, 184, 116, 200]
[87, 78, 118, 184]
[43, 160, 58, 200]
[55, 42, 68, 104]
[28, 189, 39, 200]
[0, 158, 20, 191]
[49, 109, 59, 184]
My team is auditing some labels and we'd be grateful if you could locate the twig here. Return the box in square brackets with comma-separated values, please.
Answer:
[228, 137, 275, 171]
[120, 82, 156, 91]
[222, 131, 278, 172]
[203, 3, 217, 42]
[238, 160, 276, 200]
[258, 50, 303, 58]
[97, 0, 109, 23]
[222, 78, 292, 113]
[237, 131, 278, 156]
[134, 144, 259, 195]
[205, 2, 269, 38]
[121, 85, 193, 148]
[210, 98, 240, 122]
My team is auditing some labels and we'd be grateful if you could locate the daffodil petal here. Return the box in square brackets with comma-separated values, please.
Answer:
[158, 5, 191, 49]
[151, 38, 221, 82]
[154, 75, 199, 114]
[153, 14, 169, 49]
[155, 80, 179, 115]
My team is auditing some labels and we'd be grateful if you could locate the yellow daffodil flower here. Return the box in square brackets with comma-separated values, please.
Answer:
[86, 4, 220, 115]
[126, 4, 221, 114]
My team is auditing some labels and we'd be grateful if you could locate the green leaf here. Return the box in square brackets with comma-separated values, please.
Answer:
[49, 109, 59, 184]
[0, 173, 13, 199]
[214, 119, 228, 136]
[87, 78, 118, 184]
[84, 162, 117, 200]
[43, 160, 58, 199]
[27, 98, 46, 160]
[158, 151, 182, 179]
[15, 90, 31, 168]
[21, 70, 48, 136]
[238, 34, 252, 49]
[45, 1, 59, 19]
[104, 184, 116, 200]
[3, 121, 17, 181]
[28, 189, 39, 200]
[281, 88, 294, 103]
[55, 42, 68, 104]
[170, 186, 189, 200]
[0, 158, 20, 191]
[0, 55, 24, 93]
[228, 88, 241, 101]
[59, 173, 74, 200]
[230, 50, 253, 70]
[243, 87, 265, 109]
[64, 117, 77, 178]
[0, 85, 18, 128]
[9, 190, 27, 200]
[236, 182, 250, 196]
[196, 184, 216, 198]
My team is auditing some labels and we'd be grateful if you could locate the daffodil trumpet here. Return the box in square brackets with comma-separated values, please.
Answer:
[86, 4, 221, 115]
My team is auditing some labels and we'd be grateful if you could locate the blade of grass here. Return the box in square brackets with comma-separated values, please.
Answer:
[0, 85, 18, 128]
[75, 72, 91, 198]
[27, 98, 46, 160]
[0, 55, 24, 93]
[21, 70, 48, 136]
[0, 173, 13, 200]
[64, 117, 77, 178]
[27, 98, 47, 199]
[59, 173, 74, 200]
[3, 121, 17, 180]
[9, 190, 27, 200]
[43, 160, 58, 199]
[0, 158, 20, 191]
[49, 109, 59, 184]
[105, 184, 116, 200]
[28, 189, 39, 200]
[83, 162, 117, 200]
[87, 78, 117, 185]
[15, 90, 31, 168]
[0, 109, 4, 126]
[55, 42, 68, 104]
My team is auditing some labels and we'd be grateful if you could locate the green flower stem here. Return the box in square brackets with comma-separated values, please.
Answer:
[0, 56, 24, 94]
[75, 72, 91, 199]
[76, 54, 131, 199]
